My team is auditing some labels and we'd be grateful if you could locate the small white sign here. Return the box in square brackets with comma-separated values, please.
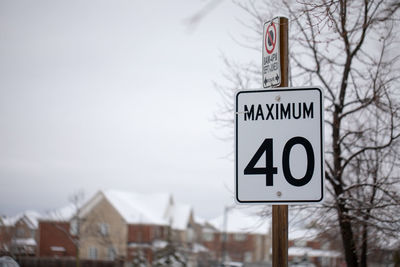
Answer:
[263, 17, 281, 88]
[235, 88, 324, 204]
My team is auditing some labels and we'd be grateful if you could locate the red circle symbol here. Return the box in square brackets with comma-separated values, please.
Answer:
[265, 22, 277, 54]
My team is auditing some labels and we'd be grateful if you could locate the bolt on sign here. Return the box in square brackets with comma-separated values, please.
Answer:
[235, 87, 325, 204]
[263, 17, 282, 88]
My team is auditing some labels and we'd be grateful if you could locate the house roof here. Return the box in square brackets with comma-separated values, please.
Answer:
[101, 190, 171, 225]
[78, 190, 193, 229]
[43, 203, 78, 221]
[289, 246, 341, 258]
[42, 190, 194, 229]
[1, 210, 41, 229]
[208, 208, 270, 235]
[194, 214, 206, 225]
[12, 238, 37, 247]
[168, 202, 192, 230]
[289, 227, 319, 241]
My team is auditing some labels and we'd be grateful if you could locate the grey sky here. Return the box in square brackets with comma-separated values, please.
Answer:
[0, 0, 258, 219]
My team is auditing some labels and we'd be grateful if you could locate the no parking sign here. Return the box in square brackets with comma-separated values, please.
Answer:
[263, 17, 282, 88]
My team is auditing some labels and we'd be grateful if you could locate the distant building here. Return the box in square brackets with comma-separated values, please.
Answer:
[37, 220, 77, 257]
[205, 208, 272, 264]
[37, 202, 80, 258]
[37, 191, 275, 266]
[38, 190, 203, 265]
[2, 191, 348, 267]
[288, 224, 344, 267]
[0, 211, 41, 256]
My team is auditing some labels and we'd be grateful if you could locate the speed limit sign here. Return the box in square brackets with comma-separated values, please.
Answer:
[235, 87, 324, 204]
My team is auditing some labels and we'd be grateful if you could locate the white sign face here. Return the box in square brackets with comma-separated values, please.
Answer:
[235, 88, 324, 204]
[263, 17, 281, 88]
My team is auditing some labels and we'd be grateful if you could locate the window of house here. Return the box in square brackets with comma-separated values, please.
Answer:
[16, 227, 25, 237]
[136, 230, 142, 242]
[88, 247, 98, 259]
[202, 231, 214, 242]
[30, 229, 36, 238]
[244, 252, 253, 262]
[321, 242, 330, 250]
[187, 227, 195, 243]
[108, 246, 117, 260]
[294, 239, 307, 247]
[153, 226, 161, 239]
[70, 219, 78, 235]
[99, 223, 109, 236]
[234, 233, 246, 241]
[321, 256, 329, 266]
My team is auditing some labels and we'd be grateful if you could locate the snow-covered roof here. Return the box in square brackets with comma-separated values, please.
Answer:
[44, 204, 78, 221]
[209, 208, 270, 235]
[101, 190, 171, 225]
[23, 211, 41, 228]
[51, 246, 66, 252]
[191, 243, 208, 253]
[289, 227, 319, 241]
[1, 215, 18, 227]
[12, 238, 37, 246]
[168, 203, 192, 230]
[289, 246, 341, 258]
[193, 215, 206, 225]
[77, 190, 192, 229]
[376, 234, 400, 250]
[152, 240, 168, 249]
[1, 210, 41, 229]
[42, 190, 194, 229]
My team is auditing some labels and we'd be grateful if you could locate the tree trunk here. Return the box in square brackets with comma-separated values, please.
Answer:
[76, 246, 80, 267]
[332, 101, 359, 267]
[337, 203, 359, 267]
[360, 223, 368, 267]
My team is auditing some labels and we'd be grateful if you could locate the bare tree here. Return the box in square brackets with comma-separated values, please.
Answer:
[49, 191, 85, 267]
[213, 1, 400, 266]
[50, 191, 122, 266]
[80, 206, 122, 262]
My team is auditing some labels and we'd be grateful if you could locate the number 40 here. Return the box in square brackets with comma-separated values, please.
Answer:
[244, 137, 315, 187]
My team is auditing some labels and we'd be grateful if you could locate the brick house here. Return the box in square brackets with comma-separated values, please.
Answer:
[37, 220, 77, 257]
[205, 208, 272, 264]
[37, 202, 80, 258]
[38, 190, 198, 264]
[288, 227, 344, 267]
[203, 208, 343, 266]
[0, 211, 40, 256]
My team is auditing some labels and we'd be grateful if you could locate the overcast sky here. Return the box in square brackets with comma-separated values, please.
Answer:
[0, 0, 259, 219]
